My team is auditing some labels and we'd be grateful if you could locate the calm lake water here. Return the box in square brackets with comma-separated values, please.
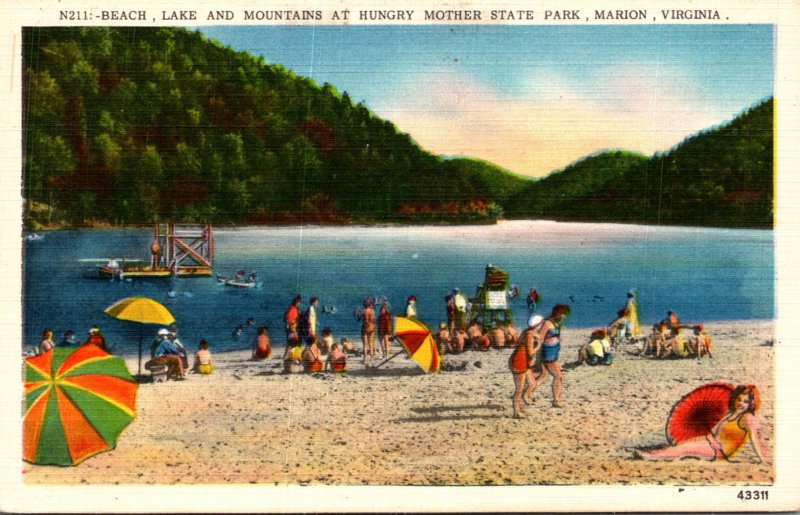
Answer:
[23, 221, 773, 355]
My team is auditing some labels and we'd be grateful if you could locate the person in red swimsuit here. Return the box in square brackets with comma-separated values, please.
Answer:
[508, 318, 543, 419]
[638, 385, 770, 463]
[302, 335, 324, 373]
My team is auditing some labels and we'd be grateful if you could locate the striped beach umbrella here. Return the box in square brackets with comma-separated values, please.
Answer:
[24, 345, 137, 466]
[393, 316, 441, 373]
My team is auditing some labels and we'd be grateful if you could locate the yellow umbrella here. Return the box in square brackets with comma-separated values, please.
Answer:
[105, 297, 175, 378]
[379, 316, 440, 373]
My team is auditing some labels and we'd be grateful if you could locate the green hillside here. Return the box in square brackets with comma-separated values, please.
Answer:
[23, 27, 518, 227]
[507, 99, 773, 228]
[22, 27, 773, 229]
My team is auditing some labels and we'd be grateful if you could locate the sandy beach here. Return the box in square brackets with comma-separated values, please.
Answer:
[23, 320, 774, 486]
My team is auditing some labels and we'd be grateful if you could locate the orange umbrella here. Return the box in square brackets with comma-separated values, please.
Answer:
[392, 316, 441, 373]
[24, 346, 137, 466]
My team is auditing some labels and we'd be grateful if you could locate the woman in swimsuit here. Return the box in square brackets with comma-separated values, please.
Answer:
[361, 297, 376, 365]
[508, 319, 542, 418]
[302, 335, 324, 373]
[638, 385, 770, 463]
[531, 304, 571, 408]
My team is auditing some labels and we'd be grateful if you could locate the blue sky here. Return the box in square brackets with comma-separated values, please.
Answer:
[199, 25, 774, 177]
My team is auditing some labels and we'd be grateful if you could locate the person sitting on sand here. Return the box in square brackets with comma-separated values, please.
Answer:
[688, 324, 712, 358]
[252, 326, 272, 360]
[340, 336, 360, 356]
[146, 334, 186, 379]
[326, 341, 347, 372]
[508, 316, 543, 418]
[283, 334, 304, 373]
[489, 321, 506, 349]
[579, 328, 613, 366]
[529, 304, 571, 408]
[449, 328, 466, 354]
[302, 335, 324, 373]
[467, 319, 490, 351]
[192, 339, 214, 375]
[640, 323, 663, 356]
[378, 301, 393, 360]
[84, 325, 108, 351]
[637, 385, 770, 463]
[320, 327, 334, 355]
[435, 323, 450, 355]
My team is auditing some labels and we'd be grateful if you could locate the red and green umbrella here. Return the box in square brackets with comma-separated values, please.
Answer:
[24, 345, 137, 466]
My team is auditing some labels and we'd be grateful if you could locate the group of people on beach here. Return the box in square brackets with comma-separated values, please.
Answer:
[33, 325, 106, 355]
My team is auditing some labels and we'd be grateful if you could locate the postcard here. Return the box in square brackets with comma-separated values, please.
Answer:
[1, 0, 799, 512]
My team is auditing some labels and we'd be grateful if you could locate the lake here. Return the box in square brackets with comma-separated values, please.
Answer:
[23, 221, 773, 355]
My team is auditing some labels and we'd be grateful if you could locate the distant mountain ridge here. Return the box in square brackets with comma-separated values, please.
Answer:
[22, 27, 772, 229]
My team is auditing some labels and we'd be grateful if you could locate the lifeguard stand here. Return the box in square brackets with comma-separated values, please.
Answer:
[468, 264, 513, 330]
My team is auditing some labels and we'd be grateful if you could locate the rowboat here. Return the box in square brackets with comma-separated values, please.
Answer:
[216, 273, 258, 288]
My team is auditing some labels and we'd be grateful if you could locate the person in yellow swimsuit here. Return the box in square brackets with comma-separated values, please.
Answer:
[638, 385, 770, 463]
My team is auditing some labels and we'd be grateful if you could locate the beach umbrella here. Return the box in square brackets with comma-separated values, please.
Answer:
[104, 296, 175, 377]
[666, 382, 734, 444]
[24, 345, 137, 466]
[388, 316, 441, 373]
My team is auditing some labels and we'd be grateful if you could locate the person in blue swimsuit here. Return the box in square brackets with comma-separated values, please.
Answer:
[530, 304, 571, 407]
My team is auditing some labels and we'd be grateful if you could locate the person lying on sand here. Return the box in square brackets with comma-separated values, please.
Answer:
[636, 384, 770, 463]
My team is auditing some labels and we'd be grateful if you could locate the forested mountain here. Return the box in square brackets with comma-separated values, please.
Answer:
[22, 27, 773, 229]
[506, 99, 774, 228]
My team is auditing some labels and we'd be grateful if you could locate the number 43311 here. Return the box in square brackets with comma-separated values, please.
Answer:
[738, 490, 768, 500]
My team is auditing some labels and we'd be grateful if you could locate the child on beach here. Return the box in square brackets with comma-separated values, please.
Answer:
[193, 339, 214, 375]
[251, 326, 272, 360]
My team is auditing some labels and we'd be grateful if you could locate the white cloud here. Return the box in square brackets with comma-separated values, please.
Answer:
[374, 65, 734, 177]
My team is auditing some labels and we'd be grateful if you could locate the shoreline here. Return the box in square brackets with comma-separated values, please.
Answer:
[24, 320, 775, 486]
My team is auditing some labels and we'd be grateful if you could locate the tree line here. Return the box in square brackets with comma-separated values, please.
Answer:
[23, 27, 773, 229]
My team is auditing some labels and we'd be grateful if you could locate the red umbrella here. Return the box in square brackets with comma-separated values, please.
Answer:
[665, 382, 734, 444]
